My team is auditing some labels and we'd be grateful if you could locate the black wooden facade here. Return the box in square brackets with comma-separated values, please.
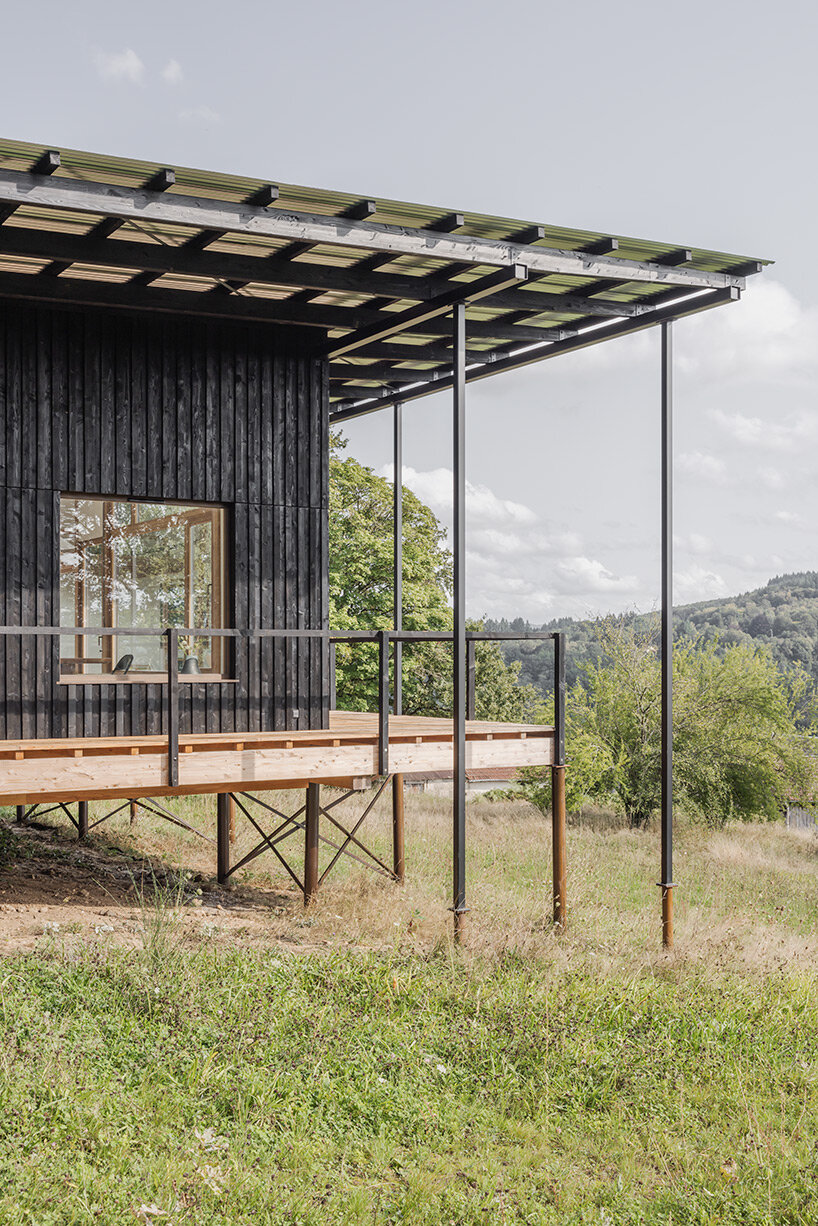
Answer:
[0, 299, 329, 740]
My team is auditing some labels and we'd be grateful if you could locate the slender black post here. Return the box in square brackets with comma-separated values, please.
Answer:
[217, 792, 232, 884]
[466, 639, 476, 722]
[304, 782, 320, 905]
[551, 632, 567, 928]
[167, 628, 179, 787]
[328, 640, 337, 711]
[77, 801, 89, 841]
[377, 629, 390, 775]
[393, 401, 403, 716]
[660, 322, 674, 948]
[392, 403, 406, 878]
[452, 302, 467, 939]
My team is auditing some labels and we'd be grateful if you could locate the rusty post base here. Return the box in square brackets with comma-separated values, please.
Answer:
[392, 773, 405, 883]
[661, 884, 673, 948]
[304, 782, 320, 906]
[551, 764, 567, 930]
[453, 908, 468, 943]
[129, 801, 138, 826]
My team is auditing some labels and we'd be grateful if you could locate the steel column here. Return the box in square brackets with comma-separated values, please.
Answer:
[217, 792, 232, 884]
[551, 632, 567, 927]
[452, 302, 467, 939]
[392, 400, 406, 886]
[304, 782, 320, 905]
[77, 801, 89, 840]
[394, 401, 403, 715]
[660, 322, 674, 948]
[392, 773, 405, 882]
[166, 628, 179, 787]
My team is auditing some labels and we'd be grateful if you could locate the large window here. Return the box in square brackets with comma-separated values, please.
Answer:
[59, 496, 226, 678]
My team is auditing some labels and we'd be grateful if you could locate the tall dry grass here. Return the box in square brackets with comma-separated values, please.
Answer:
[71, 784, 818, 975]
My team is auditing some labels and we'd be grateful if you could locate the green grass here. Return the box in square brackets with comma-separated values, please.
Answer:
[1, 946, 817, 1223]
[3, 794, 818, 1222]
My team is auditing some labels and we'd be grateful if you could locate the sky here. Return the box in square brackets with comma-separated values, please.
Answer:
[2, 0, 816, 622]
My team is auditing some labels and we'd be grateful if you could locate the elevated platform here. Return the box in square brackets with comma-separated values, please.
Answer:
[0, 712, 554, 805]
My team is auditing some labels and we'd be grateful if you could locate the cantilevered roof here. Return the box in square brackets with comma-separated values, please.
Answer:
[0, 138, 768, 423]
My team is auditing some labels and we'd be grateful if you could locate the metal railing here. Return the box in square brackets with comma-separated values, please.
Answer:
[0, 625, 565, 786]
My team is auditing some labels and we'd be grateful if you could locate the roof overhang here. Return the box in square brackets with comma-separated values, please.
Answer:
[0, 138, 769, 423]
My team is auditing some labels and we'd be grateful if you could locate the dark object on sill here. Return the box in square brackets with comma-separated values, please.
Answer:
[112, 654, 134, 675]
[180, 655, 201, 674]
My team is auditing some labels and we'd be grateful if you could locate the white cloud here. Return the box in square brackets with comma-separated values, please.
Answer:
[758, 466, 785, 490]
[162, 59, 184, 85]
[179, 105, 222, 125]
[383, 465, 536, 526]
[379, 463, 645, 618]
[554, 556, 639, 595]
[712, 408, 818, 453]
[678, 280, 818, 385]
[674, 565, 728, 602]
[774, 510, 801, 524]
[94, 47, 145, 84]
[677, 450, 727, 483]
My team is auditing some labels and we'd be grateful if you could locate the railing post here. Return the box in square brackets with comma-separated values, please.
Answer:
[328, 639, 337, 711]
[304, 782, 320, 905]
[466, 639, 476, 722]
[551, 632, 567, 929]
[378, 629, 390, 776]
[166, 628, 179, 787]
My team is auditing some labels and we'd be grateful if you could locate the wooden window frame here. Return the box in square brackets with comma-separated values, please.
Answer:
[59, 493, 229, 681]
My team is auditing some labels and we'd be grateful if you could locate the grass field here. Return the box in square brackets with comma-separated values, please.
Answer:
[1, 788, 818, 1223]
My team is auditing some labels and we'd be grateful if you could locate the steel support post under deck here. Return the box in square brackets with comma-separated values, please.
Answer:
[217, 793, 232, 884]
[77, 801, 89, 840]
[393, 400, 406, 880]
[660, 322, 674, 948]
[452, 303, 467, 939]
[304, 782, 320, 905]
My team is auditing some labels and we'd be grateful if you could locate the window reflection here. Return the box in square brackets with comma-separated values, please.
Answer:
[59, 496, 226, 677]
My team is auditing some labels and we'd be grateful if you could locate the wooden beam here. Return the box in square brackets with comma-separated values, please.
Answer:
[330, 287, 741, 421]
[326, 265, 529, 358]
[0, 168, 747, 291]
[0, 226, 650, 321]
[0, 150, 60, 226]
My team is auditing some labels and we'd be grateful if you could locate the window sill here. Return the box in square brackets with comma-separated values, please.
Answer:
[58, 673, 236, 686]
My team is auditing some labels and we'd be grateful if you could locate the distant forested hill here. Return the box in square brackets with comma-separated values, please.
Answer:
[485, 572, 818, 696]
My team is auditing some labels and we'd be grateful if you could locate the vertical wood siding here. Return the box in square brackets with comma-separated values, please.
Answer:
[0, 300, 329, 740]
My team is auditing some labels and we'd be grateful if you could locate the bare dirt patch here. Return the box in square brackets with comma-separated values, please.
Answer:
[0, 818, 322, 955]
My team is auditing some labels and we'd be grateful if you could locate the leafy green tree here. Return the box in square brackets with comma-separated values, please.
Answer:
[521, 617, 813, 827]
[329, 434, 543, 721]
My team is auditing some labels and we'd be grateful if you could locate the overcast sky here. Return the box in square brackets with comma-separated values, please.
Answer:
[2, 0, 816, 621]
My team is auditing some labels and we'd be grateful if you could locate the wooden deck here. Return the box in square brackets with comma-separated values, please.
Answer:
[0, 712, 554, 804]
